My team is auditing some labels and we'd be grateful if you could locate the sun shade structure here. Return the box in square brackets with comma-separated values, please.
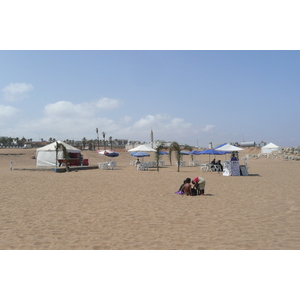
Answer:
[98, 150, 119, 157]
[36, 141, 81, 167]
[261, 142, 280, 153]
[180, 150, 190, 155]
[198, 149, 227, 155]
[130, 152, 150, 157]
[128, 145, 156, 152]
[215, 143, 244, 152]
[189, 150, 202, 155]
[159, 151, 169, 155]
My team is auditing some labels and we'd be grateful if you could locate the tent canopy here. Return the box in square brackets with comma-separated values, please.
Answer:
[36, 140, 81, 167]
[262, 142, 280, 149]
[215, 143, 244, 152]
[37, 140, 81, 153]
[128, 145, 156, 152]
[261, 142, 280, 153]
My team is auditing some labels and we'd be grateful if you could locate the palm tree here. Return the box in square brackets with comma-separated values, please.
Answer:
[183, 144, 193, 161]
[169, 141, 182, 172]
[55, 141, 70, 172]
[155, 143, 165, 172]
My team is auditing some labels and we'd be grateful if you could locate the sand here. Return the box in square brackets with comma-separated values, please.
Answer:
[0, 147, 299, 250]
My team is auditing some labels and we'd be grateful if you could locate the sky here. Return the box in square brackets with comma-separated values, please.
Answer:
[1, 50, 299, 147]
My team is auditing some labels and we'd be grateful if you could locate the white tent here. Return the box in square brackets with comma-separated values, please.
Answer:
[128, 145, 156, 152]
[261, 142, 280, 154]
[215, 143, 244, 152]
[36, 141, 81, 167]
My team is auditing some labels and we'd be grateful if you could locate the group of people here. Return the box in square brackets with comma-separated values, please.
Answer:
[210, 158, 223, 172]
[177, 177, 206, 196]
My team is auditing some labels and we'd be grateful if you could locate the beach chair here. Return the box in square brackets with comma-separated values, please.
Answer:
[108, 161, 116, 170]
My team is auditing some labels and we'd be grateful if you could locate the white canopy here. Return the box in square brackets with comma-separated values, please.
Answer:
[36, 141, 81, 167]
[261, 142, 280, 154]
[215, 143, 244, 152]
[128, 145, 156, 152]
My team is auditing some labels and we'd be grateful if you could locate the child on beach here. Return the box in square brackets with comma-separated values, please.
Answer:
[181, 178, 193, 196]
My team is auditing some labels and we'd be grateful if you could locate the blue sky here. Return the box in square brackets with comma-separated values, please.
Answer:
[1, 50, 300, 147]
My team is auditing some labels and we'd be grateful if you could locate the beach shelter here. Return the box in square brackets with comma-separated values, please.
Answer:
[159, 151, 169, 155]
[36, 141, 81, 167]
[261, 142, 280, 154]
[215, 143, 244, 152]
[197, 149, 227, 162]
[128, 145, 156, 152]
[98, 150, 119, 157]
[130, 152, 150, 157]
[180, 150, 190, 155]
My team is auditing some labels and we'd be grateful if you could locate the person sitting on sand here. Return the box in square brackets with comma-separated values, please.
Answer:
[192, 177, 206, 195]
[135, 159, 141, 166]
[178, 179, 186, 193]
[181, 178, 193, 196]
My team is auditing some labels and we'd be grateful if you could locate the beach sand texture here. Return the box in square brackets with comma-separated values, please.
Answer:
[1, 148, 299, 250]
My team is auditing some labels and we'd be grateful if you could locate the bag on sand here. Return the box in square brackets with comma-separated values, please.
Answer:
[192, 188, 197, 196]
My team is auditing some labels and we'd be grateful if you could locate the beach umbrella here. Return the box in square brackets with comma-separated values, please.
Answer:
[97, 150, 119, 158]
[159, 151, 169, 155]
[197, 149, 226, 162]
[180, 150, 190, 155]
[198, 149, 226, 155]
[189, 150, 202, 155]
[104, 151, 119, 157]
[130, 152, 150, 157]
[129, 152, 137, 156]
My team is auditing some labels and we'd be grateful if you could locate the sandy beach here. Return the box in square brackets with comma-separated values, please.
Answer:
[1, 147, 299, 250]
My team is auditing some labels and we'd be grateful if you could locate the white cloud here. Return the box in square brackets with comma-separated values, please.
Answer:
[202, 125, 215, 132]
[166, 118, 191, 130]
[120, 116, 132, 124]
[2, 83, 34, 101]
[44, 101, 94, 118]
[127, 114, 193, 142]
[0, 104, 19, 118]
[95, 97, 121, 110]
[132, 114, 170, 129]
